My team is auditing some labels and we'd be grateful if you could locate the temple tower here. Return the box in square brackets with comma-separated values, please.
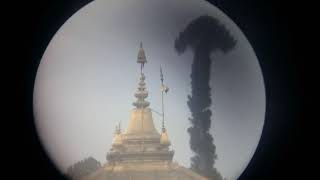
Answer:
[82, 43, 208, 180]
[106, 42, 174, 164]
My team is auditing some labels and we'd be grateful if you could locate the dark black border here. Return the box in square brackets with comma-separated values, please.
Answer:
[8, 0, 302, 179]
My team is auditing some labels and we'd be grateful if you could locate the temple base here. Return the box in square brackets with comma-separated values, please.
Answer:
[81, 161, 209, 180]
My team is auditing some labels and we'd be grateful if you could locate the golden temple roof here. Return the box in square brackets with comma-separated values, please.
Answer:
[80, 43, 209, 180]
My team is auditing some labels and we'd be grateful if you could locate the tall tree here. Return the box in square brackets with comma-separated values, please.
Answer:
[175, 15, 236, 180]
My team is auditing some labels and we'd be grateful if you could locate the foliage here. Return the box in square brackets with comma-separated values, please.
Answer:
[66, 157, 101, 180]
[175, 15, 236, 180]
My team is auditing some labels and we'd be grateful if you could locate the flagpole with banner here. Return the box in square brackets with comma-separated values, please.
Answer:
[160, 66, 169, 131]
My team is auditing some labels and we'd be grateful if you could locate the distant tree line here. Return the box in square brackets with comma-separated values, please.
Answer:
[66, 157, 101, 180]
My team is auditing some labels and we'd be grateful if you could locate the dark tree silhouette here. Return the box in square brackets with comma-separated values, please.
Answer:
[174, 15, 236, 180]
[66, 157, 101, 180]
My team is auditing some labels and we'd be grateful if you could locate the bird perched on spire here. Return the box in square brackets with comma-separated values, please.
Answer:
[160, 84, 169, 93]
[160, 66, 169, 93]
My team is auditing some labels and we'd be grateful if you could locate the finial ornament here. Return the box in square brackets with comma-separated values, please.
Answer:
[115, 122, 121, 134]
[112, 122, 123, 147]
[137, 41, 147, 73]
[160, 66, 164, 83]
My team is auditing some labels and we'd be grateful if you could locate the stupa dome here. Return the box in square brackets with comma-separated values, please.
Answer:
[160, 129, 171, 146]
[112, 133, 123, 146]
[125, 108, 160, 136]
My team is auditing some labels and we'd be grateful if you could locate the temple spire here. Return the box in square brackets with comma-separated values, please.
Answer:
[133, 42, 150, 108]
[100, 43, 206, 180]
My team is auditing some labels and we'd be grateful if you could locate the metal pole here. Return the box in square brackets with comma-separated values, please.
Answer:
[162, 89, 164, 130]
[160, 66, 165, 131]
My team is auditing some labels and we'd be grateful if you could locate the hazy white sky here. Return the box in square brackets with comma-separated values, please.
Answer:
[33, 0, 265, 179]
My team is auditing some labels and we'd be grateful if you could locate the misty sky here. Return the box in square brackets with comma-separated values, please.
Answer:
[33, 0, 265, 179]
